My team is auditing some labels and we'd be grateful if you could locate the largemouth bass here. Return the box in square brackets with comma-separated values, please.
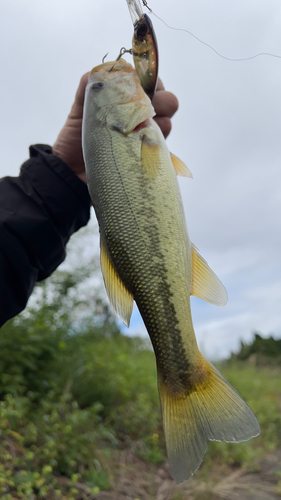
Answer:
[82, 59, 260, 484]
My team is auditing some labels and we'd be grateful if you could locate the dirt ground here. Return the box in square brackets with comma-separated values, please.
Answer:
[75, 450, 281, 500]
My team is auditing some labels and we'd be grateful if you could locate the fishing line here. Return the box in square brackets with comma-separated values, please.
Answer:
[142, 0, 281, 62]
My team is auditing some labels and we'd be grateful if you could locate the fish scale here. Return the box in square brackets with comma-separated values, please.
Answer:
[88, 114, 195, 386]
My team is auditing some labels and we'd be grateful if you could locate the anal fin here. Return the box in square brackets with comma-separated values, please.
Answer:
[100, 237, 133, 327]
[191, 244, 228, 306]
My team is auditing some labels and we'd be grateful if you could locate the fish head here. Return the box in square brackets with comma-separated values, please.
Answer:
[83, 59, 155, 134]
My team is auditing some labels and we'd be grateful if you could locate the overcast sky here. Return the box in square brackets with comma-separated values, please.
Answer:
[1, 0, 281, 359]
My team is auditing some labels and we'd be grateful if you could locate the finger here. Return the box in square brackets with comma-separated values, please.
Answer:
[152, 90, 179, 119]
[153, 116, 172, 138]
[156, 78, 165, 91]
[71, 72, 90, 116]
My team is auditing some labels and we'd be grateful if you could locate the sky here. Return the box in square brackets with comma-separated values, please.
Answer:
[1, 0, 281, 359]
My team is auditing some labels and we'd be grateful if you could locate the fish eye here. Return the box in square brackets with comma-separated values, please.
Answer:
[91, 82, 105, 90]
[137, 23, 148, 38]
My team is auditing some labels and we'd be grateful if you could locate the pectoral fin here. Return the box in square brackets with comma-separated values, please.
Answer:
[191, 244, 228, 306]
[141, 134, 160, 180]
[170, 153, 193, 178]
[100, 237, 133, 326]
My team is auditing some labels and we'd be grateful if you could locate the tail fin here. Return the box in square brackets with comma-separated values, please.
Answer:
[158, 358, 260, 484]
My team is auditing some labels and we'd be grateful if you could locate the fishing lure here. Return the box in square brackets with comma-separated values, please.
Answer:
[126, 0, 158, 100]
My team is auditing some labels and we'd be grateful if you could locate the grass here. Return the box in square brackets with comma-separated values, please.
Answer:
[0, 331, 280, 499]
[0, 251, 280, 499]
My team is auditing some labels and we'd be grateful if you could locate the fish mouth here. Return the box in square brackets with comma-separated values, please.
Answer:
[131, 118, 150, 132]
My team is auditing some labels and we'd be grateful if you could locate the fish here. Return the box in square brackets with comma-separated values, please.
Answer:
[82, 59, 260, 484]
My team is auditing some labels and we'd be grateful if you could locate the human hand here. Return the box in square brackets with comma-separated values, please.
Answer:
[52, 73, 179, 184]
[52, 73, 89, 184]
[152, 79, 179, 139]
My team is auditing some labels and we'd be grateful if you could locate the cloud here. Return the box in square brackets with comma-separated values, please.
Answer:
[1, 0, 280, 358]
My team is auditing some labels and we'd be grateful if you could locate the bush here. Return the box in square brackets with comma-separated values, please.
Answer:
[0, 393, 112, 499]
[1, 230, 280, 497]
[0, 249, 163, 498]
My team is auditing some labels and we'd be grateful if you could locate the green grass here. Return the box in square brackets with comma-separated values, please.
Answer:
[0, 251, 280, 498]
[0, 330, 280, 499]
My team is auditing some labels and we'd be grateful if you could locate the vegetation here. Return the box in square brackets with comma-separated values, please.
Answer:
[0, 230, 280, 499]
[229, 332, 281, 365]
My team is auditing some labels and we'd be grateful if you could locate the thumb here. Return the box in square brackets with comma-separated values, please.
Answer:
[70, 72, 90, 118]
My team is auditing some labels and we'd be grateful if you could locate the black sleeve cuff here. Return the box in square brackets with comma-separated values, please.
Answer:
[24, 144, 91, 240]
[0, 144, 92, 327]
[1, 144, 91, 282]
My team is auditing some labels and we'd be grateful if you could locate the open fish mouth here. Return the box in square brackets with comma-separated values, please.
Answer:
[131, 118, 150, 132]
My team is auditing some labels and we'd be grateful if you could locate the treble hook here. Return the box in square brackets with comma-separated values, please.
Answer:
[102, 52, 109, 64]
[116, 47, 133, 61]
[104, 47, 133, 72]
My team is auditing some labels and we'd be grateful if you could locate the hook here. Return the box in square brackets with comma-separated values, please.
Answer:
[102, 52, 109, 64]
[116, 47, 133, 61]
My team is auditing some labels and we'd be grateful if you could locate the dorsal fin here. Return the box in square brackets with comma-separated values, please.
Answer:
[100, 236, 134, 326]
[170, 153, 193, 178]
[191, 244, 228, 306]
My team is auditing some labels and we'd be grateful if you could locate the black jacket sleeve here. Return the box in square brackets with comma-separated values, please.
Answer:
[0, 144, 91, 327]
